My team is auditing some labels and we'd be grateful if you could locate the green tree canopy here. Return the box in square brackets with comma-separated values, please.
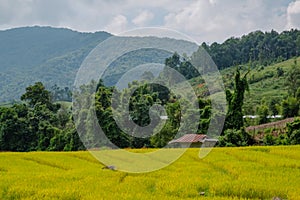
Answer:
[286, 59, 300, 98]
[223, 67, 250, 131]
[21, 82, 52, 107]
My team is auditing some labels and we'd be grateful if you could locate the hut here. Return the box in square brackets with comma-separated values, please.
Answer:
[168, 134, 218, 148]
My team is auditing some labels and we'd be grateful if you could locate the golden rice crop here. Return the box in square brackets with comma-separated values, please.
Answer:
[0, 146, 299, 200]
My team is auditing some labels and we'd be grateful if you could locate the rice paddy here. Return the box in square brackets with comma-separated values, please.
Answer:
[0, 146, 299, 200]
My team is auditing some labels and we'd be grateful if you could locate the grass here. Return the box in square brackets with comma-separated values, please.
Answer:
[0, 146, 300, 199]
[190, 56, 300, 115]
[225, 57, 300, 114]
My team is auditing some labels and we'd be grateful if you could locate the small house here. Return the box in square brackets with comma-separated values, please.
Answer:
[168, 134, 218, 148]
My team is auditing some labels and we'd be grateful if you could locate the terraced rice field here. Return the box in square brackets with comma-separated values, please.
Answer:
[0, 146, 299, 199]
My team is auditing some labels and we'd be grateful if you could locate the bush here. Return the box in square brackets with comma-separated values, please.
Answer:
[281, 97, 299, 118]
[218, 129, 253, 147]
[286, 118, 300, 145]
[263, 133, 276, 146]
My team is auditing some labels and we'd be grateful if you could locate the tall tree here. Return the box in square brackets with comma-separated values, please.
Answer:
[223, 67, 250, 131]
[21, 82, 52, 108]
[281, 97, 299, 118]
[95, 81, 130, 148]
[165, 52, 200, 80]
[286, 59, 300, 98]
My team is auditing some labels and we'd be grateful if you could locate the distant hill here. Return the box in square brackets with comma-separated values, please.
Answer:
[0, 26, 112, 102]
[0, 26, 192, 102]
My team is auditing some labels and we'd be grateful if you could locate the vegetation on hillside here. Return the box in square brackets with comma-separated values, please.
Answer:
[202, 29, 300, 69]
[0, 26, 112, 102]
[1, 27, 300, 150]
[1, 27, 300, 103]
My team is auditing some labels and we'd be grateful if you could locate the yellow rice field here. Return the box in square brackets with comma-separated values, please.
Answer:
[0, 146, 300, 200]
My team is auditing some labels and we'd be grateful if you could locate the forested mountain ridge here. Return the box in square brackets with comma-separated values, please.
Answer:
[1, 26, 300, 103]
[0, 26, 111, 70]
[202, 29, 300, 69]
[0, 26, 112, 102]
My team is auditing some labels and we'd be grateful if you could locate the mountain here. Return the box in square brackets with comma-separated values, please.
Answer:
[0, 26, 192, 102]
[1, 26, 299, 103]
[0, 26, 112, 102]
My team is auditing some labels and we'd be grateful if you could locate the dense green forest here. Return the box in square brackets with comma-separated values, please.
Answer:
[202, 29, 300, 69]
[1, 54, 300, 151]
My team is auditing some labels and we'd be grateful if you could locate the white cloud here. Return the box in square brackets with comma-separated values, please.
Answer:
[132, 10, 154, 26]
[287, 0, 300, 29]
[0, 0, 295, 42]
[104, 14, 128, 34]
[164, 0, 289, 43]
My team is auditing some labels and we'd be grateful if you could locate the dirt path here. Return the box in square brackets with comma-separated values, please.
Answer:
[245, 117, 295, 132]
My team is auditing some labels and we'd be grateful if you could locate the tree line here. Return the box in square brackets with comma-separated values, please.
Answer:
[202, 29, 300, 70]
[1, 53, 300, 151]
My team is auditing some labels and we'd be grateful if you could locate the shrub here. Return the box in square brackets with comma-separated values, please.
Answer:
[263, 133, 276, 146]
[286, 118, 300, 145]
[218, 128, 253, 147]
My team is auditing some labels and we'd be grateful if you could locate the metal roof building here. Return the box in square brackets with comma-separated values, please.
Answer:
[168, 134, 218, 148]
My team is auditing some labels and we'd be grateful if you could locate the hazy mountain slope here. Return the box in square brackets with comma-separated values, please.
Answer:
[0, 26, 112, 102]
[0, 26, 111, 70]
[0, 27, 190, 102]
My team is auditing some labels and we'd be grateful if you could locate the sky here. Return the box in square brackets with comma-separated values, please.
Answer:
[0, 0, 300, 43]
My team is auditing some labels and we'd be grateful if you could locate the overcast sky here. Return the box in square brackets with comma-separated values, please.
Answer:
[1, 0, 300, 43]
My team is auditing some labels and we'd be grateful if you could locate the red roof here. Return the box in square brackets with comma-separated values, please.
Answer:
[168, 134, 207, 144]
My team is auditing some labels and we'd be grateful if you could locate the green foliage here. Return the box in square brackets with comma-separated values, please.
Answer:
[286, 118, 300, 144]
[204, 29, 300, 70]
[0, 82, 83, 151]
[21, 82, 52, 108]
[268, 98, 280, 116]
[50, 84, 72, 102]
[286, 59, 300, 97]
[209, 56, 300, 116]
[165, 52, 200, 80]
[95, 83, 131, 148]
[281, 97, 299, 118]
[296, 87, 300, 100]
[150, 101, 181, 147]
[197, 98, 213, 134]
[224, 67, 249, 130]
[259, 118, 300, 146]
[257, 105, 269, 124]
[218, 129, 252, 147]
[276, 67, 284, 77]
[263, 133, 276, 146]
[257, 99, 270, 124]
[0, 105, 33, 151]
